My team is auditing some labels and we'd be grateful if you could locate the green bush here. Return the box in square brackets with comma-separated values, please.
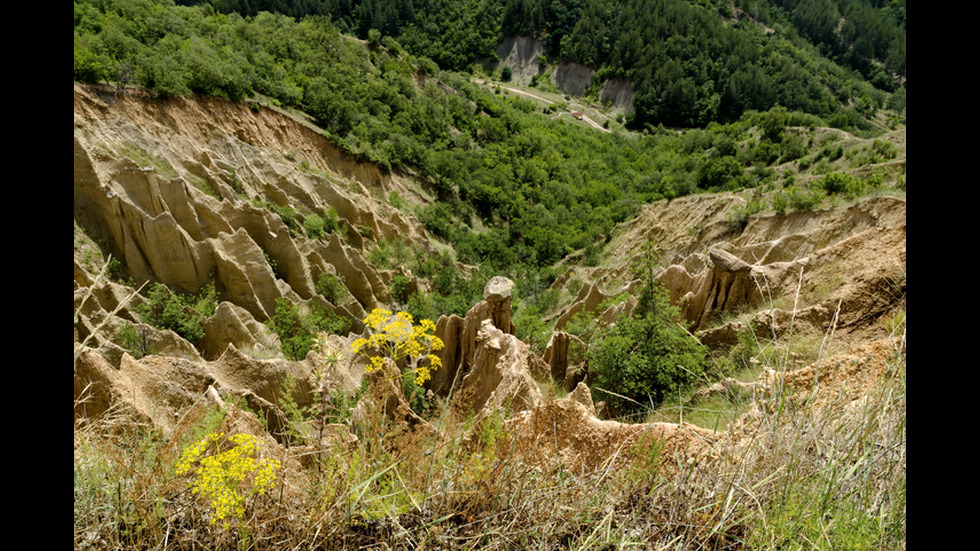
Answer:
[726, 196, 765, 233]
[326, 206, 340, 230]
[871, 139, 898, 161]
[787, 185, 825, 211]
[587, 246, 708, 416]
[418, 203, 456, 240]
[273, 204, 298, 233]
[136, 282, 217, 345]
[779, 133, 807, 163]
[387, 190, 405, 211]
[390, 274, 412, 304]
[367, 237, 411, 270]
[366, 29, 382, 50]
[267, 298, 351, 361]
[303, 213, 326, 240]
[818, 144, 844, 161]
[315, 273, 348, 306]
[116, 321, 153, 359]
[771, 190, 790, 215]
[698, 155, 749, 191]
[817, 172, 865, 199]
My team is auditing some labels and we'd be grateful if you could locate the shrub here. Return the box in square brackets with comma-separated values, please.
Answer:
[381, 36, 402, 54]
[323, 206, 340, 234]
[866, 170, 884, 189]
[818, 144, 844, 161]
[273, 204, 298, 233]
[136, 282, 217, 345]
[817, 172, 865, 199]
[751, 140, 779, 166]
[771, 190, 790, 215]
[779, 133, 807, 163]
[871, 139, 898, 161]
[368, 237, 411, 270]
[366, 29, 382, 50]
[390, 274, 412, 304]
[315, 273, 348, 306]
[116, 321, 153, 359]
[787, 184, 825, 211]
[268, 298, 351, 361]
[418, 203, 456, 239]
[588, 307, 708, 416]
[726, 196, 765, 233]
[387, 190, 405, 211]
[303, 213, 326, 239]
[587, 246, 708, 415]
[225, 168, 244, 196]
[698, 155, 749, 191]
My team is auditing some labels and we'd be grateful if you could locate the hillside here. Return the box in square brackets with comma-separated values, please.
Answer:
[74, 79, 905, 548]
[74, 1, 906, 548]
[159, 0, 905, 129]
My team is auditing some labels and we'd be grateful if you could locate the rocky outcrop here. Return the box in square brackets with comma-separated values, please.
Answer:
[451, 319, 542, 419]
[505, 382, 719, 474]
[552, 62, 594, 96]
[201, 301, 279, 359]
[493, 36, 545, 85]
[430, 276, 518, 397]
[665, 247, 765, 331]
[481, 276, 517, 334]
[74, 332, 366, 441]
[74, 84, 436, 359]
[428, 314, 465, 395]
[503, 335, 902, 476]
[554, 281, 606, 331]
[542, 331, 584, 388]
[696, 320, 745, 351]
[555, 194, 906, 346]
[598, 77, 635, 114]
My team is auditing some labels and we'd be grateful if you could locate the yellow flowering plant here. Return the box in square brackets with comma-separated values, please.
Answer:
[175, 432, 282, 530]
[350, 309, 443, 386]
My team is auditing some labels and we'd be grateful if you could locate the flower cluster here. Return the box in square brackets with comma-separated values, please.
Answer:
[176, 432, 281, 529]
[351, 309, 444, 385]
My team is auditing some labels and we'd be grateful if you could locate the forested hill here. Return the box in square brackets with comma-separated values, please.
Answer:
[165, 0, 906, 129]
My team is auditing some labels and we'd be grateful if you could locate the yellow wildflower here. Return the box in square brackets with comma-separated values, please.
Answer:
[176, 432, 281, 529]
[351, 308, 443, 385]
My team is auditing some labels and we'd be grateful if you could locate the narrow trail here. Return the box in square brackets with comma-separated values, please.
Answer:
[473, 79, 612, 133]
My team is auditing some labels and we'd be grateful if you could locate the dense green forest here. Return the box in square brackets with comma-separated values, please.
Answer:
[163, 0, 905, 128]
[74, 0, 904, 324]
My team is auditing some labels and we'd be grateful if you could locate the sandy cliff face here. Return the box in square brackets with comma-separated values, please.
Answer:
[74, 84, 437, 354]
[76, 82, 440, 435]
[552, 191, 906, 356]
[493, 36, 546, 85]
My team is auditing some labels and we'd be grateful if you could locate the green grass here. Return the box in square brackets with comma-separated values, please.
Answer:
[648, 390, 750, 432]
[115, 142, 178, 179]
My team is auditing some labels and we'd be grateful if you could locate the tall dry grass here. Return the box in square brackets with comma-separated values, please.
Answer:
[75, 258, 906, 549]
[75, 333, 905, 550]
